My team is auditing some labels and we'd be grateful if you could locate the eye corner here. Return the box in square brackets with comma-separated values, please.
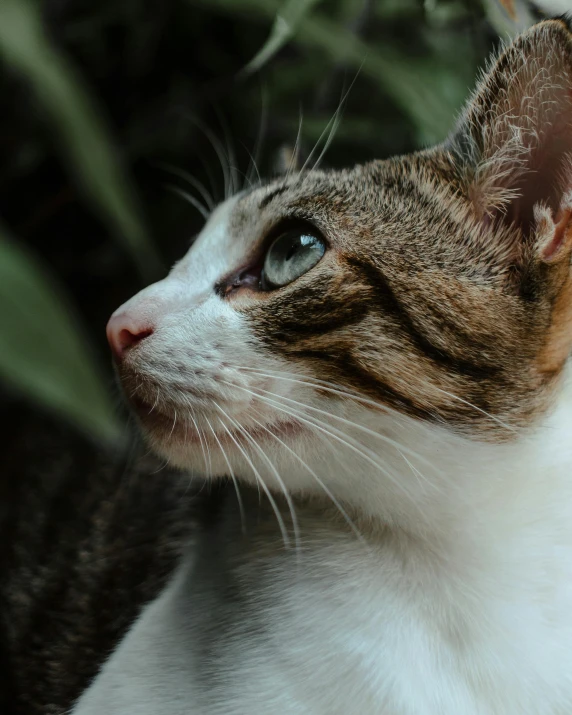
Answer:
[258, 268, 276, 292]
[217, 218, 328, 298]
[216, 269, 263, 299]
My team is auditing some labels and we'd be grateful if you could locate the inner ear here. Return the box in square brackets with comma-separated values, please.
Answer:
[449, 19, 572, 245]
[506, 133, 572, 238]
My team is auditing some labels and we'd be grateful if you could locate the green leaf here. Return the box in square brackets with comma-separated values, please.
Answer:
[0, 225, 123, 444]
[191, 0, 464, 143]
[0, 0, 160, 281]
[293, 15, 460, 143]
[244, 0, 322, 74]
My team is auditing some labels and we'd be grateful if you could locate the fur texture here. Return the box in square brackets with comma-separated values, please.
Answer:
[73, 18, 572, 715]
[0, 409, 207, 715]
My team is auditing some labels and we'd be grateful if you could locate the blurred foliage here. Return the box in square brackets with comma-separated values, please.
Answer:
[0, 0, 547, 443]
[0, 0, 160, 282]
[0, 223, 121, 442]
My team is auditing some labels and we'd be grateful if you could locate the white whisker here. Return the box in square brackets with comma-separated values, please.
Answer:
[205, 416, 246, 534]
[223, 411, 300, 554]
[286, 103, 304, 178]
[186, 115, 231, 201]
[214, 405, 291, 549]
[158, 164, 215, 211]
[229, 369, 435, 469]
[235, 365, 405, 417]
[229, 165, 254, 191]
[236, 364, 515, 435]
[215, 108, 239, 196]
[148, 388, 160, 416]
[190, 412, 210, 477]
[219, 379, 423, 511]
[248, 415, 369, 550]
[242, 142, 262, 186]
[299, 64, 363, 177]
[150, 458, 171, 475]
[165, 184, 210, 221]
[169, 408, 178, 439]
[398, 450, 439, 494]
[429, 384, 517, 433]
[246, 84, 267, 186]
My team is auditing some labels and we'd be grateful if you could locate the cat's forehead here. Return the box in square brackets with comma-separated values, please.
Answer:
[231, 168, 361, 231]
[225, 158, 448, 248]
[234, 162, 414, 216]
[172, 158, 453, 294]
[176, 153, 508, 293]
[178, 168, 368, 273]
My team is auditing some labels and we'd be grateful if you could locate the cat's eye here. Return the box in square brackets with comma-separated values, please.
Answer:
[260, 229, 326, 290]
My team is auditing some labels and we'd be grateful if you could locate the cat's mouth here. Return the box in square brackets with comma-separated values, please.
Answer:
[130, 395, 305, 450]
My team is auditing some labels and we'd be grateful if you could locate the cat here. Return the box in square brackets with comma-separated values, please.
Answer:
[72, 17, 572, 715]
[0, 406, 212, 715]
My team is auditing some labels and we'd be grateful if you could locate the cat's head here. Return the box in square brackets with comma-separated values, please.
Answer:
[107, 19, 572, 506]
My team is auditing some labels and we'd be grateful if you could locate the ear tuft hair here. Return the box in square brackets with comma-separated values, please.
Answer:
[449, 19, 572, 253]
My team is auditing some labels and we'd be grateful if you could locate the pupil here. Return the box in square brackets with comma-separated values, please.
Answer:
[285, 239, 302, 262]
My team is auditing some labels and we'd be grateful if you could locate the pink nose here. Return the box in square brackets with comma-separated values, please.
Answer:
[106, 312, 153, 359]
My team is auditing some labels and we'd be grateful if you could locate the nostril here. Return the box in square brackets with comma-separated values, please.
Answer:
[117, 327, 153, 352]
[106, 313, 154, 359]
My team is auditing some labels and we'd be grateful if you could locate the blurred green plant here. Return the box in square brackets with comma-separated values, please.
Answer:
[0, 0, 159, 281]
[0, 224, 122, 444]
[0, 0, 538, 442]
[207, 0, 467, 143]
[243, 0, 323, 74]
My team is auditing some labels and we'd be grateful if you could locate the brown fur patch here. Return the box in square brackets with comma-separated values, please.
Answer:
[538, 275, 572, 377]
[222, 20, 572, 441]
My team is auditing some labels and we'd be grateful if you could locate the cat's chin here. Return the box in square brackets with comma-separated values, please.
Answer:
[134, 402, 307, 474]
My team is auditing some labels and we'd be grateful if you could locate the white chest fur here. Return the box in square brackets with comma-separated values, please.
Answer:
[73, 466, 572, 715]
[71, 375, 572, 715]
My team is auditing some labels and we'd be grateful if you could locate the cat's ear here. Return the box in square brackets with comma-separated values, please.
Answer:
[450, 18, 572, 268]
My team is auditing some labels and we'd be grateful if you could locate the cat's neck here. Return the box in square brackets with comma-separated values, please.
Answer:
[71, 371, 572, 715]
[286, 365, 572, 558]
